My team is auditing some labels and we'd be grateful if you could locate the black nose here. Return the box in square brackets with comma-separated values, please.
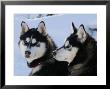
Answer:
[25, 51, 31, 56]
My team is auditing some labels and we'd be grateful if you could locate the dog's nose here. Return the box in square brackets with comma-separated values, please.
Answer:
[25, 51, 31, 58]
[25, 51, 31, 55]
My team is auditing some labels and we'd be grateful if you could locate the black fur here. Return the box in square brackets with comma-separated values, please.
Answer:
[19, 21, 97, 76]
[54, 23, 97, 76]
[20, 28, 57, 68]
[68, 33, 97, 76]
[20, 22, 70, 76]
[32, 59, 69, 76]
[31, 23, 97, 76]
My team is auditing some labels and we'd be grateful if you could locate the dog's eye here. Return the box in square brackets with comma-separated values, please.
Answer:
[36, 42, 40, 47]
[65, 41, 71, 48]
[24, 41, 28, 45]
[65, 44, 72, 48]
[24, 39, 28, 45]
[66, 45, 72, 51]
[64, 41, 72, 50]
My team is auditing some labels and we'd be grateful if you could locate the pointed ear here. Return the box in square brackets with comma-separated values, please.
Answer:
[37, 21, 47, 36]
[21, 21, 29, 35]
[77, 24, 87, 43]
[72, 22, 77, 34]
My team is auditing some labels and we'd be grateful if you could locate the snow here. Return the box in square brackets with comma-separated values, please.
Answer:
[14, 14, 97, 76]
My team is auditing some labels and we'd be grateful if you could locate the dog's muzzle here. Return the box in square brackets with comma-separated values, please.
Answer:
[25, 51, 31, 58]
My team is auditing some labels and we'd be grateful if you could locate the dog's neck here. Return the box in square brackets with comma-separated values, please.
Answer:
[29, 55, 53, 75]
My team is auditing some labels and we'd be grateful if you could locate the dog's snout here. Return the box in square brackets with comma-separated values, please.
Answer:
[25, 51, 31, 55]
[25, 51, 31, 58]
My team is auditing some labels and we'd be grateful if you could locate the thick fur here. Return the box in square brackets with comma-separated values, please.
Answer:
[68, 33, 97, 76]
[32, 59, 69, 76]
[19, 21, 97, 76]
[19, 21, 69, 76]
[55, 22, 97, 76]
[19, 21, 58, 75]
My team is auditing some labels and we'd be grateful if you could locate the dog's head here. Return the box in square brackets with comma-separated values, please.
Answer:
[19, 21, 49, 67]
[54, 22, 88, 64]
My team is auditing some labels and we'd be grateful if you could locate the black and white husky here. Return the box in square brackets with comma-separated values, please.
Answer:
[54, 22, 97, 76]
[19, 21, 69, 76]
[19, 21, 58, 75]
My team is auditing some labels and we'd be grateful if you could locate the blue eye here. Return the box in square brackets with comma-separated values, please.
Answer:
[24, 40, 28, 44]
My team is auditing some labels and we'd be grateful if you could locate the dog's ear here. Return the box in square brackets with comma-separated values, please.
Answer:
[37, 21, 47, 36]
[77, 24, 87, 43]
[21, 21, 29, 35]
[72, 22, 77, 34]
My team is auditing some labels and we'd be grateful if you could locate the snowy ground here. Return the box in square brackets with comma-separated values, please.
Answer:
[14, 14, 97, 76]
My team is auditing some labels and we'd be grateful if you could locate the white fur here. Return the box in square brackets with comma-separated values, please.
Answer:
[65, 41, 69, 47]
[77, 26, 87, 43]
[32, 38, 36, 44]
[26, 37, 30, 43]
[19, 41, 46, 63]
[55, 47, 79, 64]
[37, 22, 47, 36]
[54, 25, 87, 64]
[19, 41, 27, 58]
[31, 65, 42, 75]
[21, 22, 28, 33]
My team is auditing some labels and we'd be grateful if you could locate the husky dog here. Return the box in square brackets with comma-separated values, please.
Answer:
[54, 22, 97, 76]
[19, 21, 58, 75]
[19, 21, 69, 76]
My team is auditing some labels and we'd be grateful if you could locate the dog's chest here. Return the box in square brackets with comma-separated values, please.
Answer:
[31, 65, 42, 75]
